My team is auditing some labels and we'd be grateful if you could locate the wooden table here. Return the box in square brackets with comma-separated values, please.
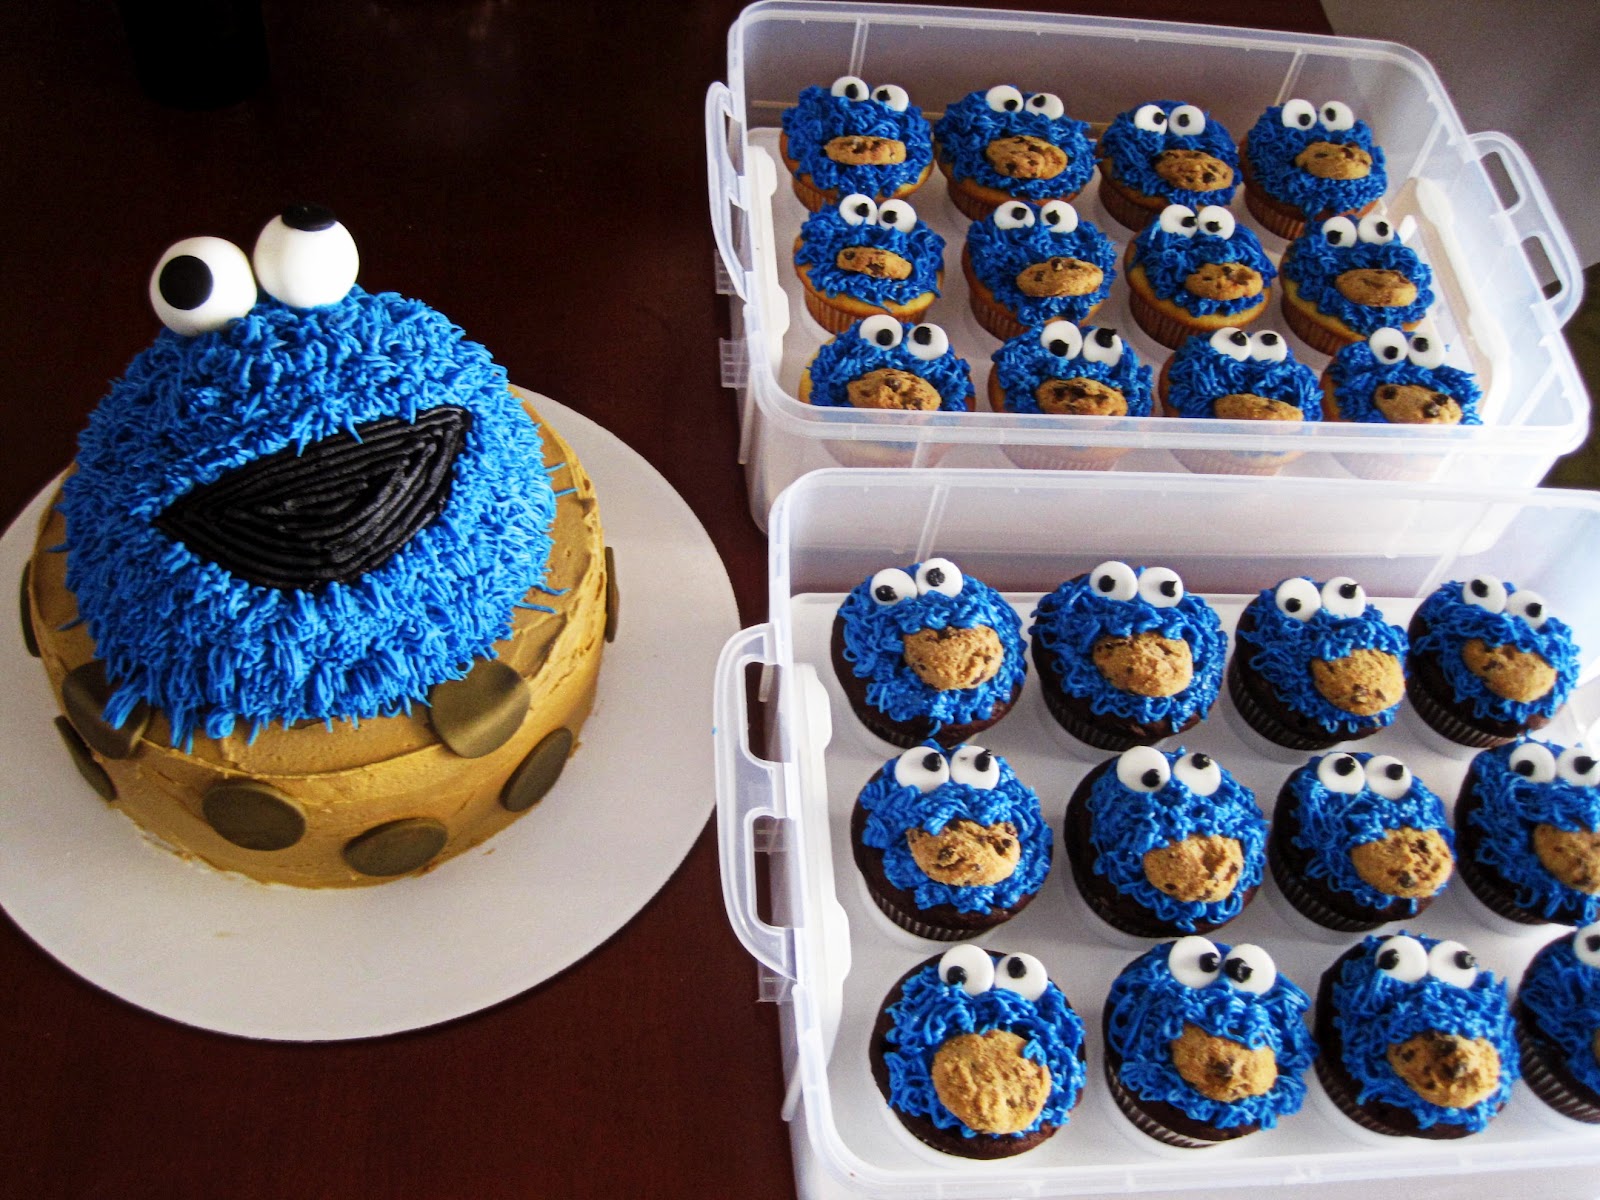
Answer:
[0, 3, 1331, 1196]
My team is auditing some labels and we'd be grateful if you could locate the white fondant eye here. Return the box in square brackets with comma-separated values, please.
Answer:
[1407, 332, 1447, 370]
[985, 84, 1025, 114]
[1427, 939, 1479, 989]
[840, 194, 878, 227]
[1320, 101, 1356, 132]
[859, 314, 903, 349]
[1039, 199, 1080, 234]
[1169, 104, 1206, 135]
[1462, 575, 1508, 614]
[1196, 206, 1235, 239]
[1158, 204, 1198, 237]
[1089, 560, 1139, 602]
[831, 75, 869, 101]
[1357, 213, 1396, 245]
[1316, 753, 1366, 794]
[994, 202, 1035, 231]
[868, 566, 916, 605]
[1040, 320, 1082, 359]
[915, 558, 963, 598]
[1321, 577, 1368, 619]
[1209, 327, 1252, 362]
[1281, 99, 1317, 130]
[1374, 935, 1429, 983]
[894, 746, 950, 792]
[1250, 331, 1288, 363]
[1167, 935, 1223, 988]
[1133, 103, 1168, 133]
[904, 323, 949, 361]
[1173, 751, 1221, 797]
[994, 952, 1050, 1002]
[1508, 741, 1558, 783]
[1368, 327, 1408, 365]
[950, 745, 1001, 790]
[150, 236, 257, 336]
[1222, 944, 1277, 995]
[1322, 216, 1358, 248]
[1575, 922, 1600, 968]
[1508, 589, 1550, 630]
[939, 944, 995, 995]
[877, 199, 918, 234]
[1365, 755, 1413, 801]
[1557, 747, 1600, 788]
[1025, 92, 1065, 121]
[871, 83, 910, 112]
[1081, 326, 1123, 367]
[251, 205, 359, 309]
[1138, 566, 1184, 608]
[1117, 745, 1171, 793]
[1274, 577, 1322, 621]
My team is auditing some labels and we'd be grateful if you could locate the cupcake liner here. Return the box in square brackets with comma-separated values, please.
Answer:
[1104, 1059, 1219, 1148]
[1242, 181, 1308, 241]
[1280, 284, 1357, 358]
[801, 283, 862, 336]
[1173, 448, 1295, 477]
[1096, 168, 1161, 233]
[1038, 680, 1148, 752]
[863, 884, 979, 942]
[1453, 849, 1554, 927]
[789, 170, 831, 213]
[1404, 676, 1515, 749]
[1127, 284, 1203, 352]
[1226, 656, 1345, 752]
[1515, 1019, 1600, 1124]
[1313, 1048, 1413, 1138]
[999, 442, 1127, 471]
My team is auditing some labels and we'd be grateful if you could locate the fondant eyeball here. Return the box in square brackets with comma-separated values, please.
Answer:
[149, 236, 257, 336]
[859, 314, 902, 348]
[1374, 934, 1429, 983]
[1463, 575, 1508, 614]
[1322, 216, 1358, 248]
[1026, 92, 1065, 121]
[904, 322, 949, 361]
[995, 952, 1050, 1001]
[1090, 560, 1139, 602]
[877, 199, 918, 234]
[1196, 206, 1235, 239]
[831, 75, 869, 101]
[1137, 566, 1184, 608]
[916, 558, 964, 597]
[1158, 204, 1198, 237]
[1040, 320, 1082, 359]
[1274, 577, 1322, 621]
[1117, 745, 1171, 792]
[840, 194, 878, 226]
[1320, 101, 1356, 132]
[1357, 213, 1396, 245]
[1557, 747, 1600, 788]
[950, 745, 1000, 790]
[1365, 755, 1412, 801]
[871, 83, 910, 112]
[1169, 104, 1206, 135]
[1575, 922, 1600, 968]
[1281, 99, 1317, 130]
[985, 84, 1025, 114]
[1407, 331, 1447, 370]
[1039, 199, 1079, 234]
[994, 202, 1035, 231]
[870, 566, 917, 605]
[1248, 331, 1287, 363]
[1222, 944, 1276, 994]
[251, 204, 359, 309]
[1209, 327, 1252, 362]
[1368, 327, 1408, 365]
[1168, 935, 1223, 988]
[1317, 753, 1365, 794]
[1427, 939, 1479, 988]
[1173, 750, 1221, 796]
[895, 746, 950, 792]
[1507, 589, 1549, 630]
[1320, 577, 1367, 619]
[1133, 103, 1168, 133]
[940, 944, 996, 995]
[1081, 327, 1123, 367]
[1508, 741, 1558, 783]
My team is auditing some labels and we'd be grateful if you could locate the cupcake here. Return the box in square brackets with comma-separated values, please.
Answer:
[961, 199, 1116, 340]
[1065, 746, 1267, 938]
[1103, 937, 1316, 1146]
[1228, 575, 1408, 751]
[1406, 574, 1579, 747]
[1516, 922, 1600, 1123]
[1279, 214, 1434, 356]
[933, 85, 1096, 220]
[832, 558, 1027, 748]
[852, 743, 1052, 940]
[794, 194, 944, 334]
[1095, 100, 1240, 232]
[800, 315, 974, 412]
[871, 945, 1088, 1158]
[1455, 739, 1600, 926]
[1323, 328, 1482, 426]
[780, 75, 933, 212]
[1269, 751, 1454, 932]
[1315, 932, 1518, 1138]
[1126, 204, 1277, 349]
[1241, 99, 1388, 240]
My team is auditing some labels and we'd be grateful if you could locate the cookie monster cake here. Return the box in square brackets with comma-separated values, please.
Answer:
[1324, 328, 1482, 427]
[961, 199, 1116, 340]
[25, 206, 610, 887]
[933, 85, 1096, 220]
[1280, 214, 1434, 355]
[794, 194, 945, 334]
[1241, 99, 1388, 240]
[1096, 100, 1240, 232]
[1516, 922, 1600, 1123]
[781, 76, 933, 212]
[1126, 205, 1277, 349]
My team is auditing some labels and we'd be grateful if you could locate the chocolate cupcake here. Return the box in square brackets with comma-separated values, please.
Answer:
[871, 945, 1088, 1158]
[1516, 922, 1600, 1123]
[780, 75, 933, 212]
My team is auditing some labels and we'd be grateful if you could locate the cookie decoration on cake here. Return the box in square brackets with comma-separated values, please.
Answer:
[1280, 213, 1434, 355]
[1065, 746, 1267, 938]
[871, 945, 1088, 1158]
[1029, 561, 1226, 750]
[962, 199, 1117, 340]
[1269, 752, 1454, 932]
[794, 194, 945, 334]
[1323, 328, 1482, 427]
[1242, 99, 1388, 239]
[1127, 205, 1277, 349]
[1229, 575, 1408, 751]
[832, 558, 1026, 748]
[1103, 937, 1316, 1146]
[1096, 100, 1240, 232]
[852, 743, 1052, 940]
[801, 316, 974, 413]
[780, 76, 933, 212]
[1315, 932, 1518, 1138]
[933, 85, 1096, 220]
[1516, 922, 1600, 1123]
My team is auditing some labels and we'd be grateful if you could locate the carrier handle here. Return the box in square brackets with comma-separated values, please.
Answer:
[1471, 130, 1584, 328]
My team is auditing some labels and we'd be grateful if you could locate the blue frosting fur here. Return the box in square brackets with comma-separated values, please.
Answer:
[933, 89, 1095, 199]
[1098, 101, 1239, 206]
[781, 85, 933, 198]
[1131, 223, 1278, 318]
[1283, 234, 1434, 333]
[795, 205, 945, 307]
[806, 319, 973, 411]
[991, 327, 1153, 416]
[1518, 932, 1600, 1098]
[1164, 334, 1321, 418]
[1245, 106, 1387, 216]
[1327, 340, 1481, 425]
[1411, 581, 1577, 723]
[964, 204, 1117, 325]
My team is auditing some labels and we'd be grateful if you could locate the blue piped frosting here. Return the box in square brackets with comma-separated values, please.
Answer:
[1164, 334, 1321, 419]
[62, 287, 553, 745]
[883, 956, 1087, 1138]
[1329, 931, 1519, 1132]
[1327, 340, 1482, 425]
[1282, 234, 1434, 333]
[795, 204, 945, 307]
[805, 319, 973, 411]
[858, 745, 1051, 914]
[965, 204, 1117, 325]
[991, 327, 1153, 416]
[1106, 940, 1316, 1129]
[1131, 223, 1278, 318]
[933, 89, 1095, 199]
[781, 85, 933, 198]
[1245, 106, 1387, 217]
[1518, 931, 1600, 1098]
[1098, 101, 1239, 206]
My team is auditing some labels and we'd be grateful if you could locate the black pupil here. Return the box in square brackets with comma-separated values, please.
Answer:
[946, 965, 967, 985]
[1230, 331, 1248, 346]
[875, 331, 894, 346]
[1205, 221, 1220, 233]
[1471, 579, 1489, 596]
[1527, 602, 1544, 618]
[283, 202, 336, 232]
[1192, 753, 1211, 769]
[1454, 950, 1475, 970]
[1180, 215, 1197, 228]
[1413, 337, 1430, 352]
[854, 204, 869, 218]
[1048, 340, 1069, 356]
[912, 326, 931, 344]
[1011, 207, 1027, 221]
[847, 84, 861, 98]
[975, 751, 993, 773]
[1586, 934, 1600, 953]
[1375, 222, 1390, 236]
[1006, 957, 1026, 978]
[1340, 583, 1359, 600]
[158, 255, 214, 311]
[1285, 597, 1301, 612]
[1324, 107, 1336, 120]
[1198, 952, 1220, 973]
[1141, 769, 1162, 788]
[874, 584, 898, 601]
[1005, 99, 1019, 111]
[1330, 231, 1345, 244]
[1152, 113, 1166, 126]
[1514, 760, 1537, 777]
[1160, 580, 1178, 596]
[1385, 347, 1401, 360]
[1576, 756, 1596, 775]
[1385, 763, 1405, 780]
[1225, 958, 1252, 982]
[1176, 115, 1191, 128]
[1377, 948, 1400, 970]
[1262, 333, 1278, 345]
[1095, 328, 1116, 346]
[1044, 210, 1059, 225]
[1334, 756, 1357, 775]
[925, 567, 944, 587]
[1298, 113, 1312, 127]
[1097, 575, 1116, 593]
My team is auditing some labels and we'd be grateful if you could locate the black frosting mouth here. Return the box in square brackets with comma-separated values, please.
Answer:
[156, 405, 471, 592]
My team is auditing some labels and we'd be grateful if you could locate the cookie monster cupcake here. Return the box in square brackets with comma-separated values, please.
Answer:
[933, 85, 1096, 220]
[795, 195, 945, 334]
[1065, 746, 1267, 938]
[871, 945, 1088, 1158]
[1455, 739, 1600, 927]
[1516, 922, 1600, 1123]
[1126, 205, 1277, 349]
[1323, 327, 1481, 427]
[1229, 575, 1408, 752]
[833, 558, 1026, 749]
[780, 75, 933, 212]
[1241, 99, 1388, 240]
[1406, 575, 1579, 747]
[852, 743, 1051, 940]
[801, 315, 974, 413]
[1316, 932, 1518, 1138]
[1096, 100, 1240, 233]
[1103, 937, 1316, 1146]
[1280, 214, 1434, 355]
[1029, 562, 1225, 751]
[1269, 752, 1454, 932]
[961, 199, 1116, 340]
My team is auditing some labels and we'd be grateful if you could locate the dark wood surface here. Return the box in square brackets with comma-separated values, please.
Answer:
[0, 3, 1329, 1196]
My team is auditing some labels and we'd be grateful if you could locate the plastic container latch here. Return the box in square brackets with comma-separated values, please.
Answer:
[719, 337, 749, 391]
